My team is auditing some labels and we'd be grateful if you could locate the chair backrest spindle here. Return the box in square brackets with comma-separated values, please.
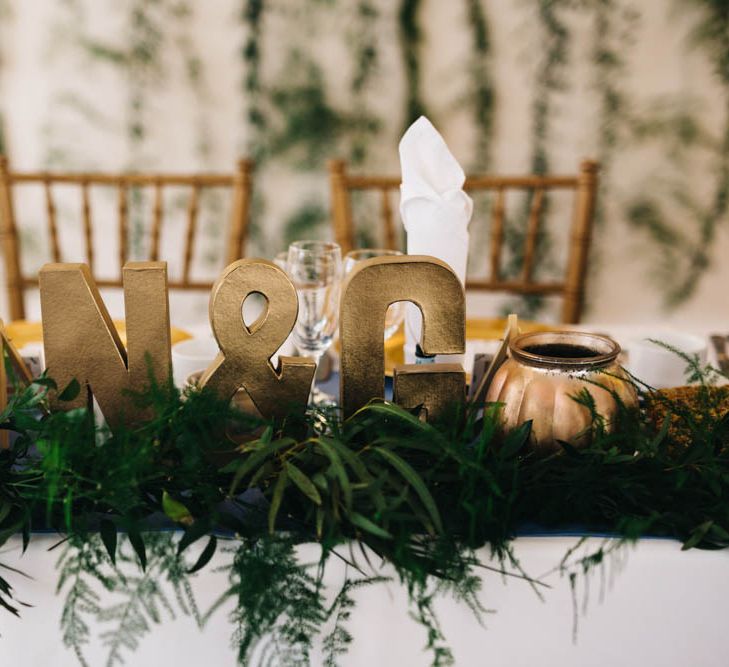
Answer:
[563, 160, 599, 324]
[81, 181, 94, 271]
[225, 159, 253, 265]
[44, 179, 61, 264]
[117, 180, 128, 278]
[150, 180, 163, 262]
[328, 159, 355, 254]
[489, 187, 505, 281]
[182, 182, 200, 285]
[521, 188, 545, 284]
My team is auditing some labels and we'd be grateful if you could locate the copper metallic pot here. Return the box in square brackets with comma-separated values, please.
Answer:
[485, 331, 638, 453]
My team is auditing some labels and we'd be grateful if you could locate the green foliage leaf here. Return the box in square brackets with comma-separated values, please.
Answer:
[373, 447, 443, 534]
[99, 519, 117, 565]
[127, 529, 147, 571]
[500, 420, 532, 459]
[268, 470, 289, 534]
[177, 520, 210, 556]
[316, 506, 325, 539]
[682, 520, 714, 550]
[313, 438, 352, 509]
[162, 491, 192, 524]
[353, 401, 437, 434]
[229, 437, 296, 495]
[3, 335, 729, 664]
[31, 376, 57, 390]
[349, 512, 393, 540]
[188, 536, 217, 574]
[285, 462, 322, 506]
[58, 378, 81, 402]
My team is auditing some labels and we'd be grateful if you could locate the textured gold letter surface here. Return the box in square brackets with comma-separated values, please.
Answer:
[392, 364, 466, 422]
[199, 259, 315, 418]
[40, 262, 172, 427]
[339, 255, 466, 417]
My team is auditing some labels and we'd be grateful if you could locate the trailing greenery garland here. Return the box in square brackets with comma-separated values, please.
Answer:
[241, 0, 266, 161]
[243, 0, 387, 251]
[347, 0, 382, 166]
[1, 350, 729, 665]
[465, 0, 494, 171]
[40, 0, 218, 261]
[398, 0, 427, 129]
[622, 0, 729, 305]
[590, 0, 638, 224]
[500, 0, 572, 318]
[670, 0, 729, 302]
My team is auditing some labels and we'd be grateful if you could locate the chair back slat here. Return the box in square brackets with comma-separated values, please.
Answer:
[328, 159, 355, 254]
[0, 159, 253, 320]
[81, 181, 94, 271]
[44, 180, 62, 263]
[117, 181, 128, 277]
[0, 157, 24, 320]
[562, 161, 599, 323]
[226, 159, 254, 264]
[521, 188, 545, 284]
[328, 159, 599, 323]
[182, 183, 200, 284]
[489, 187, 505, 281]
[150, 181, 163, 262]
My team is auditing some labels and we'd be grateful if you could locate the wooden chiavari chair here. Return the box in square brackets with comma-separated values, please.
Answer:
[328, 158, 599, 324]
[0, 157, 254, 321]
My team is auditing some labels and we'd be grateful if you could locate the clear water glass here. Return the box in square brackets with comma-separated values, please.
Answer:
[286, 241, 342, 405]
[343, 248, 405, 340]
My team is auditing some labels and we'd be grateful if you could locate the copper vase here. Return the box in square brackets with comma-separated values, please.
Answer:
[485, 331, 638, 453]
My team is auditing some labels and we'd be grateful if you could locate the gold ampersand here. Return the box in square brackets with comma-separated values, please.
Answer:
[199, 259, 315, 418]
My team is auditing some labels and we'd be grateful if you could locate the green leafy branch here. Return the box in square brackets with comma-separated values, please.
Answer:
[0, 355, 728, 664]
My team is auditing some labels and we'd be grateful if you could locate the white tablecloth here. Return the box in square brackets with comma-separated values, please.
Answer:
[2, 535, 728, 666]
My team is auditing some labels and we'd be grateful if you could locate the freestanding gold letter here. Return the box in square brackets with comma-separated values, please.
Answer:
[392, 364, 466, 422]
[199, 259, 315, 418]
[40, 262, 172, 427]
[339, 255, 466, 418]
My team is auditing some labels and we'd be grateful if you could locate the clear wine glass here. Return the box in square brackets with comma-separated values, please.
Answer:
[287, 240, 342, 405]
[344, 248, 405, 340]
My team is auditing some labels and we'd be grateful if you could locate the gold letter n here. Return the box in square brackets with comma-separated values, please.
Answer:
[39, 262, 172, 428]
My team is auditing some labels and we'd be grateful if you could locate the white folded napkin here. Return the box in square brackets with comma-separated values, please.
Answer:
[399, 116, 473, 363]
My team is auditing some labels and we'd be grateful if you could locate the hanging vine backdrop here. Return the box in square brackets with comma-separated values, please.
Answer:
[590, 0, 637, 215]
[39, 0, 224, 262]
[1, 0, 723, 313]
[496, 0, 572, 316]
[398, 0, 427, 129]
[624, 0, 729, 305]
[465, 0, 494, 170]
